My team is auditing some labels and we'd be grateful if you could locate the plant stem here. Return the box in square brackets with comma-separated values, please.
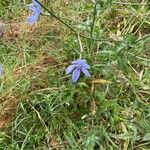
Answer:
[35, 0, 106, 42]
[77, 34, 83, 59]
[90, 2, 97, 38]
[35, 0, 76, 33]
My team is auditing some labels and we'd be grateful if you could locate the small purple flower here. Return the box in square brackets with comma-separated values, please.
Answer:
[27, 0, 41, 25]
[0, 65, 3, 76]
[66, 59, 91, 83]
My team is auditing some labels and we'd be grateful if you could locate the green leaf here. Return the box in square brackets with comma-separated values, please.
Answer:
[142, 133, 150, 141]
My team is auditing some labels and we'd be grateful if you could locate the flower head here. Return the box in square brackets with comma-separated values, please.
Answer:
[66, 59, 91, 83]
[27, 0, 41, 25]
[0, 65, 3, 76]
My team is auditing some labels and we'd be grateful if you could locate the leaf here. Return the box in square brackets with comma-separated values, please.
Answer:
[109, 133, 134, 139]
[78, 82, 88, 87]
[142, 133, 150, 141]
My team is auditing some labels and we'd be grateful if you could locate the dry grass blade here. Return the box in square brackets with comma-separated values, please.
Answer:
[90, 79, 112, 84]
[0, 96, 18, 128]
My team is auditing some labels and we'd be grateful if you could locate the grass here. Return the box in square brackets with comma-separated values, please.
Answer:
[0, 0, 150, 149]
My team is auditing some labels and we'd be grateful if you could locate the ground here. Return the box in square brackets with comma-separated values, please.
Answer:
[0, 0, 150, 149]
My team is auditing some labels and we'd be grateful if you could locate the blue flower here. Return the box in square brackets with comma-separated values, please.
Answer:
[66, 59, 91, 83]
[0, 65, 3, 76]
[27, 0, 41, 25]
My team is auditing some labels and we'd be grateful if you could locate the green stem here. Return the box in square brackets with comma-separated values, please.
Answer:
[77, 34, 83, 59]
[90, 2, 97, 38]
[35, 0, 107, 42]
[35, 0, 76, 33]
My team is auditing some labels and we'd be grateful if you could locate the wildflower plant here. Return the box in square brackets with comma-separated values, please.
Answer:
[26, 0, 92, 83]
[1, 0, 150, 149]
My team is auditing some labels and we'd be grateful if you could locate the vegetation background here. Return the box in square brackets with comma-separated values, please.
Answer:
[0, 0, 150, 149]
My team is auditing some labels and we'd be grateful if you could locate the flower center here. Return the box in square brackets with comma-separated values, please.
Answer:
[76, 64, 82, 70]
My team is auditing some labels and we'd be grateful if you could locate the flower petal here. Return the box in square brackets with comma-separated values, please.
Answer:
[33, 0, 41, 12]
[66, 65, 75, 74]
[72, 59, 86, 65]
[72, 59, 90, 69]
[0, 65, 2, 76]
[26, 0, 41, 25]
[28, 4, 36, 12]
[72, 68, 80, 82]
[82, 63, 90, 69]
[81, 68, 91, 77]
[27, 14, 38, 25]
